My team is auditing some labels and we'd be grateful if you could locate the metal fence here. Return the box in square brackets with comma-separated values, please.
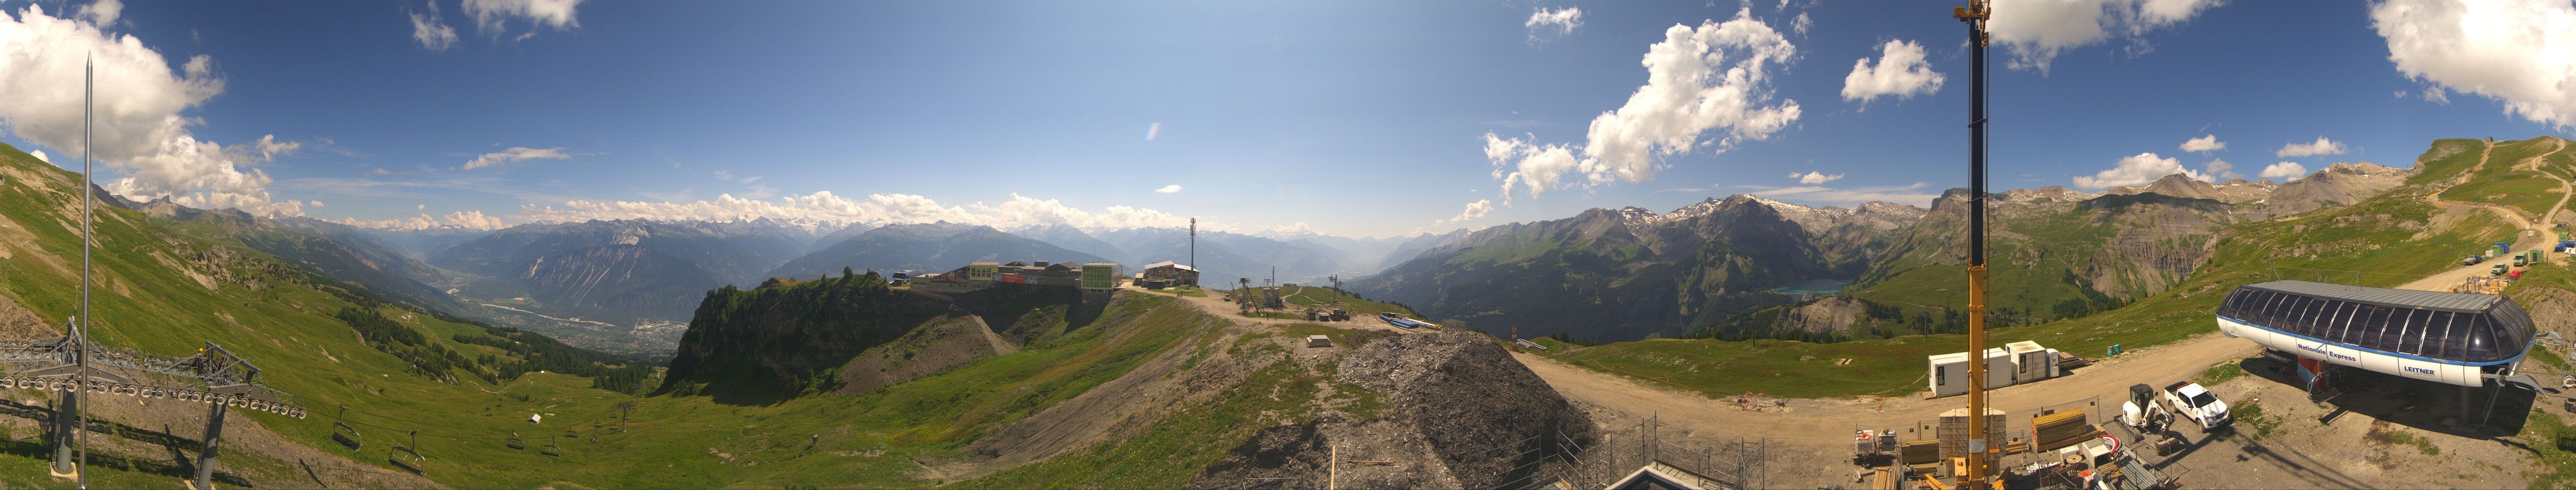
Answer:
[1505, 415, 1767, 490]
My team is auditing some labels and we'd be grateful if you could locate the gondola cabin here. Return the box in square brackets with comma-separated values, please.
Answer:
[2215, 280, 2534, 387]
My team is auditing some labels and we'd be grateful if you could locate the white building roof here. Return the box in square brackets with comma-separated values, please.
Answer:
[1141, 261, 1198, 271]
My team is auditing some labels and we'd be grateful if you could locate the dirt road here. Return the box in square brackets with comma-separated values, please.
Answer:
[1515, 332, 2262, 488]
[2400, 139, 2575, 292]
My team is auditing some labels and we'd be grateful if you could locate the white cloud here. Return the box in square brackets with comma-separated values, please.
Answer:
[461, 0, 582, 40]
[1154, 184, 1182, 193]
[76, 0, 118, 26]
[0, 5, 303, 215]
[1790, 171, 1843, 184]
[2072, 152, 2209, 189]
[462, 146, 575, 169]
[336, 210, 508, 231]
[2179, 134, 2224, 153]
[1526, 7, 1582, 39]
[1429, 200, 1494, 227]
[1145, 122, 1162, 141]
[1489, 8, 1801, 202]
[2423, 86, 2450, 105]
[1791, 12, 1811, 37]
[2274, 136, 2348, 158]
[2371, 0, 2576, 130]
[1986, 0, 2223, 73]
[309, 200, 323, 208]
[242, 134, 299, 161]
[2204, 158, 2240, 180]
[2259, 161, 2310, 180]
[27, 150, 45, 163]
[418, 204, 426, 210]
[410, 1, 459, 52]
[1840, 39, 1944, 105]
[1733, 182, 1940, 207]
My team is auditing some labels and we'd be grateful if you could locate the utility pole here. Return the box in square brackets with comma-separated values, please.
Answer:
[1953, 1, 1994, 488]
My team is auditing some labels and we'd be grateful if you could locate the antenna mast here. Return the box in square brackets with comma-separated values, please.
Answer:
[1953, 1, 1993, 488]
[75, 53, 95, 490]
[1189, 218, 1196, 282]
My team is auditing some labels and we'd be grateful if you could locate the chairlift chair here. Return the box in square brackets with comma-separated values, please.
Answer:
[507, 431, 527, 450]
[389, 445, 427, 475]
[330, 422, 363, 450]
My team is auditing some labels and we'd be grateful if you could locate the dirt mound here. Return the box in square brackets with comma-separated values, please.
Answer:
[1193, 332, 1596, 489]
[1186, 412, 1466, 490]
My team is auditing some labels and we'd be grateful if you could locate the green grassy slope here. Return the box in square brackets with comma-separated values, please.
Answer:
[2439, 137, 2574, 218]
[1547, 138, 2523, 399]
[0, 141, 1387, 488]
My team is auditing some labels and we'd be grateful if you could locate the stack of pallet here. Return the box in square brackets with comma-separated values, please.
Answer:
[2031, 410, 2105, 452]
[1936, 408, 2006, 467]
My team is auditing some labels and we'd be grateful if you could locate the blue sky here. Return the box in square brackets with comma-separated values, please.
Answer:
[2, 0, 2572, 237]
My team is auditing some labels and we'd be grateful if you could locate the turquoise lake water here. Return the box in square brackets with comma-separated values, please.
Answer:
[1770, 279, 1851, 295]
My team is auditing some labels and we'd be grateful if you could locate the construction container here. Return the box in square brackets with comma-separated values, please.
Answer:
[2005, 341, 2060, 384]
[1926, 348, 2015, 397]
[1937, 408, 2008, 467]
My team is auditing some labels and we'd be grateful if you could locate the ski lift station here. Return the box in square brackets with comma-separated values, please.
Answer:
[2216, 280, 2537, 389]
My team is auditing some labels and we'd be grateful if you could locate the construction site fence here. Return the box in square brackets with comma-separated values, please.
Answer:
[1502, 417, 1766, 490]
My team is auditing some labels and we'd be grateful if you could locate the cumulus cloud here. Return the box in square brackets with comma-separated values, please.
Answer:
[1790, 171, 1843, 184]
[240, 134, 299, 161]
[1488, 8, 1801, 202]
[27, 150, 45, 163]
[2422, 86, 2451, 105]
[462, 146, 575, 169]
[1429, 200, 1494, 228]
[1526, 7, 1581, 39]
[2259, 161, 2310, 181]
[2072, 152, 2209, 189]
[1840, 39, 1943, 105]
[2274, 136, 2348, 158]
[2179, 134, 2224, 154]
[76, 0, 118, 26]
[0, 5, 305, 215]
[2204, 158, 2240, 180]
[2372, 0, 2576, 130]
[1154, 184, 1182, 193]
[1792, 12, 1811, 37]
[1987, 0, 2223, 73]
[410, 1, 459, 51]
[461, 0, 582, 41]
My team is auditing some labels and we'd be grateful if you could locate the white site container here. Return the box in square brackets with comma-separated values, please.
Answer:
[2007, 341, 2059, 384]
[1927, 347, 2016, 397]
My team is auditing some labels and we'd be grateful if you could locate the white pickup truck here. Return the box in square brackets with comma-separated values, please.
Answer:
[2159, 381, 2231, 430]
